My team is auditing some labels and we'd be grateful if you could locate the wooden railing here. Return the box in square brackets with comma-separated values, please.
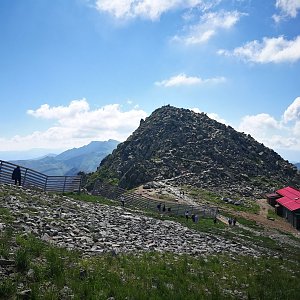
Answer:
[92, 180, 218, 218]
[0, 160, 82, 193]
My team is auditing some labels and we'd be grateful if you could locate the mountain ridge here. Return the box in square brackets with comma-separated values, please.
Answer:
[95, 105, 299, 196]
[11, 140, 119, 176]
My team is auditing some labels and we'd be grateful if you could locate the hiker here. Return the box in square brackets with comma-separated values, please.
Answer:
[228, 217, 232, 226]
[157, 203, 162, 212]
[191, 214, 195, 223]
[232, 217, 237, 226]
[167, 207, 171, 213]
[213, 217, 217, 224]
[120, 196, 125, 207]
[12, 166, 21, 186]
[162, 204, 166, 212]
[185, 210, 189, 221]
[194, 214, 199, 223]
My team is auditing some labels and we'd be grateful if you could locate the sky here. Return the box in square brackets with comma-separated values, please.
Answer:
[0, 0, 300, 161]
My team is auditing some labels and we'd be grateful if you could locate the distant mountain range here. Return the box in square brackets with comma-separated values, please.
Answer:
[0, 148, 63, 161]
[10, 140, 119, 176]
[295, 163, 300, 170]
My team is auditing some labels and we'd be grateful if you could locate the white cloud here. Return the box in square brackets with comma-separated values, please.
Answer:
[275, 0, 300, 18]
[236, 98, 300, 153]
[219, 35, 300, 63]
[155, 73, 226, 87]
[238, 113, 282, 134]
[292, 120, 300, 137]
[95, 0, 203, 20]
[283, 97, 300, 123]
[27, 99, 89, 119]
[237, 113, 298, 150]
[173, 10, 245, 45]
[0, 99, 148, 151]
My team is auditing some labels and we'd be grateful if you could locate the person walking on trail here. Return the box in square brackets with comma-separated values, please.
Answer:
[191, 214, 195, 223]
[228, 217, 232, 226]
[185, 210, 189, 221]
[232, 217, 237, 226]
[157, 203, 162, 212]
[12, 166, 21, 186]
[120, 196, 125, 207]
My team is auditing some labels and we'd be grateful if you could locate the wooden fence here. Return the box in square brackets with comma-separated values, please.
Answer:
[92, 180, 218, 219]
[0, 160, 82, 193]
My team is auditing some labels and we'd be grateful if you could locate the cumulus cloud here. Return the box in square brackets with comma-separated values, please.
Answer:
[173, 10, 245, 45]
[219, 35, 300, 63]
[155, 73, 226, 87]
[95, 0, 203, 20]
[0, 99, 148, 151]
[27, 99, 89, 119]
[237, 113, 297, 150]
[283, 97, 300, 123]
[238, 113, 282, 134]
[236, 98, 300, 152]
[273, 0, 300, 21]
[292, 120, 300, 137]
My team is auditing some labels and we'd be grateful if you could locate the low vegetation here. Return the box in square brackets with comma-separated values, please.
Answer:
[0, 230, 299, 299]
[186, 186, 260, 214]
[267, 209, 279, 220]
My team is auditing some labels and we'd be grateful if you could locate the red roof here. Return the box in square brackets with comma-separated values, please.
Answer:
[276, 186, 300, 211]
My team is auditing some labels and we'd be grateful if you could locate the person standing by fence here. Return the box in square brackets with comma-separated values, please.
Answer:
[185, 210, 189, 221]
[12, 166, 21, 186]
[120, 195, 125, 207]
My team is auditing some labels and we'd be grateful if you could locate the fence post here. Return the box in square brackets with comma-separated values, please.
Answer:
[63, 176, 67, 193]
[0, 161, 2, 183]
[44, 176, 48, 192]
[22, 168, 28, 186]
[78, 176, 82, 194]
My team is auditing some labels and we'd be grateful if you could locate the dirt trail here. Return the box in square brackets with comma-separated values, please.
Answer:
[257, 199, 269, 218]
[136, 184, 300, 237]
[232, 199, 300, 236]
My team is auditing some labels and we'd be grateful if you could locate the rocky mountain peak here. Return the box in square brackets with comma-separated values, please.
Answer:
[97, 105, 299, 196]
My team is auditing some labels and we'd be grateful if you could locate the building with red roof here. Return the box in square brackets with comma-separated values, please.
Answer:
[268, 186, 300, 230]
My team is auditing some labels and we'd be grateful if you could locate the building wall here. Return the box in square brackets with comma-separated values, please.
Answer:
[281, 207, 300, 230]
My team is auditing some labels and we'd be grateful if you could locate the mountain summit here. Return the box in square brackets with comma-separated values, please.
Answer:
[97, 106, 299, 196]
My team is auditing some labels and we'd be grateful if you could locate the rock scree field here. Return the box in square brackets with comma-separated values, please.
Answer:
[1, 183, 300, 299]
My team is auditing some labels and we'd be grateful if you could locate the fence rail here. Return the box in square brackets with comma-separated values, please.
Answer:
[0, 160, 82, 193]
[92, 180, 217, 219]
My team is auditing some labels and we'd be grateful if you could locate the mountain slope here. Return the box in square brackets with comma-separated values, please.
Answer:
[95, 106, 299, 196]
[11, 140, 119, 176]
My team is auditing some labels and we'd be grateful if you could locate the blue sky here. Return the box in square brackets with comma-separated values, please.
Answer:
[0, 0, 300, 161]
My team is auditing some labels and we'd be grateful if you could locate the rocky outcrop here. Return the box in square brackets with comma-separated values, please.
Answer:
[0, 184, 260, 261]
[96, 105, 299, 196]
